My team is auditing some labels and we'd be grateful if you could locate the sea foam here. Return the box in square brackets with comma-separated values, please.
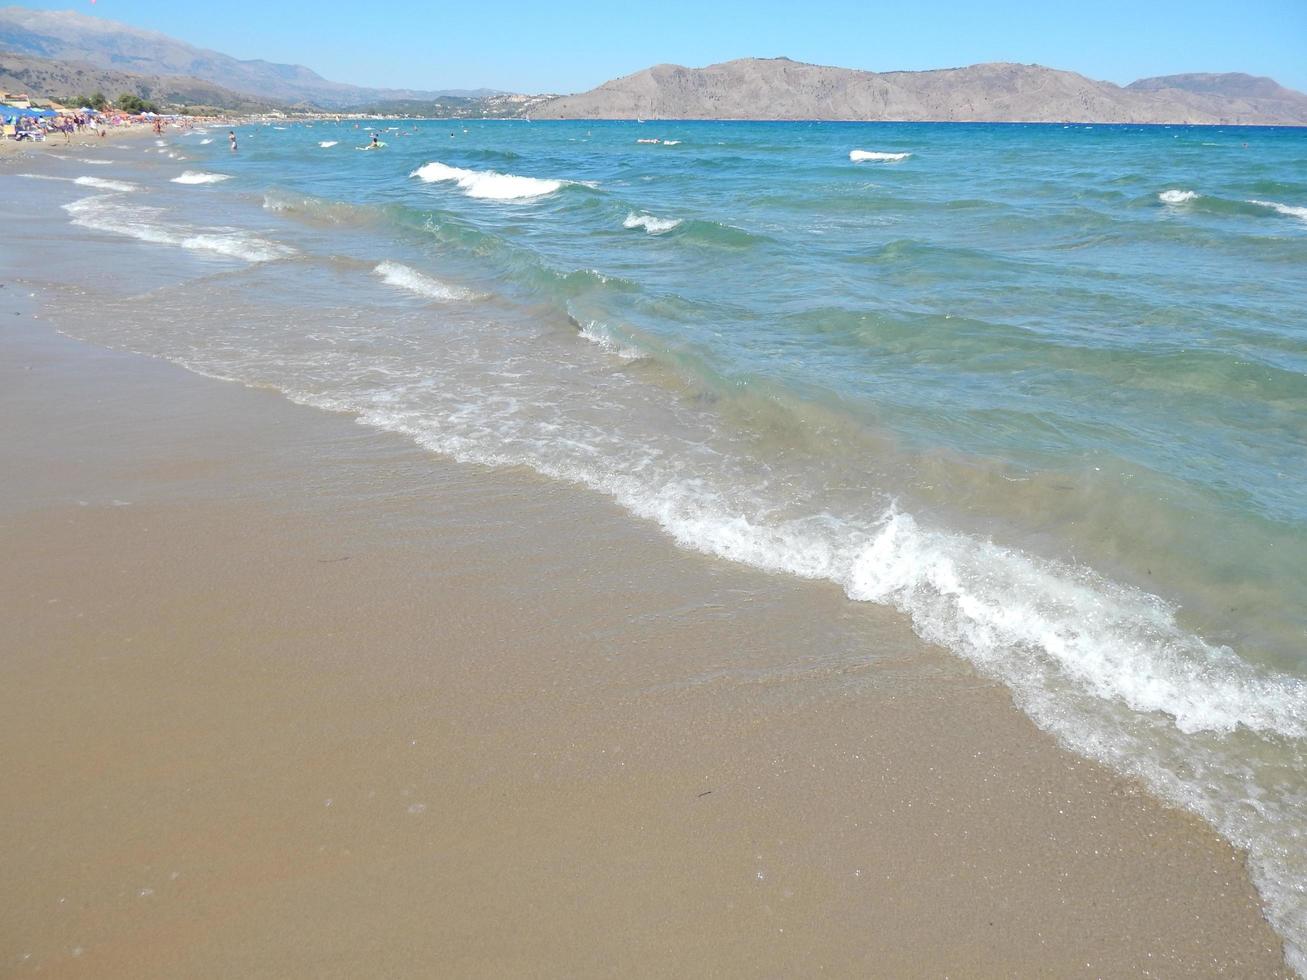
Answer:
[63, 195, 294, 263]
[623, 212, 682, 235]
[172, 171, 232, 185]
[851, 150, 911, 163]
[319, 140, 339, 148]
[373, 261, 478, 301]
[576, 320, 643, 360]
[1159, 189, 1199, 204]
[74, 176, 139, 193]
[1249, 199, 1307, 222]
[411, 161, 566, 201]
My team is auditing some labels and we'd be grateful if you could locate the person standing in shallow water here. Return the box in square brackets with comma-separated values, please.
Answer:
[228, 130, 238, 152]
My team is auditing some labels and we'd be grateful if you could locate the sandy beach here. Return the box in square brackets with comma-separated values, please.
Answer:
[0, 288, 1291, 974]
[0, 122, 163, 158]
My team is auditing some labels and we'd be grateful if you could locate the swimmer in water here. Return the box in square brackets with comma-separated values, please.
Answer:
[370, 133, 380, 148]
[228, 130, 237, 152]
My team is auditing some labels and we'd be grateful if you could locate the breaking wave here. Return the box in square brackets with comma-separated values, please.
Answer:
[172, 171, 232, 185]
[373, 260, 479, 301]
[851, 150, 912, 163]
[74, 176, 139, 193]
[1249, 199, 1307, 222]
[63, 195, 295, 263]
[623, 212, 682, 235]
[411, 161, 568, 201]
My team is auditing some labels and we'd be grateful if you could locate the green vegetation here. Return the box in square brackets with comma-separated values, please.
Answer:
[63, 91, 109, 111]
[115, 92, 161, 114]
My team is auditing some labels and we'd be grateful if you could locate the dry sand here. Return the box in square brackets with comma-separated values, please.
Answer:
[0, 311, 1290, 977]
[0, 121, 199, 158]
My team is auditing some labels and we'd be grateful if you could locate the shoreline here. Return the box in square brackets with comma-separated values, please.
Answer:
[1, 288, 1291, 972]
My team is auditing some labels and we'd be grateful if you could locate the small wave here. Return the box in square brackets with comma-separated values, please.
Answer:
[172, 171, 232, 185]
[63, 195, 294, 263]
[662, 140, 682, 146]
[411, 161, 567, 201]
[623, 212, 682, 235]
[576, 320, 644, 360]
[200, 138, 214, 145]
[1248, 199, 1307, 222]
[850, 150, 911, 163]
[76, 158, 113, 165]
[319, 140, 339, 148]
[154, 139, 166, 147]
[74, 176, 139, 193]
[373, 261, 478, 301]
[1159, 189, 1199, 204]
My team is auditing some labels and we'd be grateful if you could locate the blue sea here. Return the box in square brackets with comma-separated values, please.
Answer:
[16, 118, 1307, 968]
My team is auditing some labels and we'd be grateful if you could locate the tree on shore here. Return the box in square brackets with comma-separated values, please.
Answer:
[116, 92, 161, 114]
[65, 91, 109, 111]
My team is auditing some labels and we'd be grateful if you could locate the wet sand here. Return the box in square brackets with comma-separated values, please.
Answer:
[0, 312, 1290, 976]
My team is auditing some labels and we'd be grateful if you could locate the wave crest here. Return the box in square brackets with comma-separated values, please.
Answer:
[1249, 199, 1307, 222]
[63, 195, 294, 263]
[411, 161, 568, 201]
[623, 212, 682, 235]
[172, 171, 232, 185]
[851, 150, 911, 163]
[373, 261, 479, 301]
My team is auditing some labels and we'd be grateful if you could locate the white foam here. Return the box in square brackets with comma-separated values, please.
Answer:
[842, 510, 1307, 738]
[373, 261, 477, 301]
[63, 195, 294, 263]
[1249, 199, 1307, 222]
[577, 320, 643, 360]
[154, 139, 167, 147]
[623, 212, 682, 235]
[318, 140, 339, 148]
[1159, 189, 1198, 204]
[662, 140, 682, 146]
[850, 150, 911, 163]
[172, 171, 232, 185]
[200, 138, 214, 145]
[76, 158, 113, 165]
[411, 161, 565, 201]
[74, 176, 139, 193]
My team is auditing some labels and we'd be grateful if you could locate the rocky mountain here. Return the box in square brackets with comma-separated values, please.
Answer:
[533, 58, 1307, 125]
[1127, 72, 1307, 123]
[0, 6, 501, 108]
[0, 48, 280, 111]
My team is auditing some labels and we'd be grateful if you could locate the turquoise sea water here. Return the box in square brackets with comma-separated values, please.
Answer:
[15, 119, 1307, 968]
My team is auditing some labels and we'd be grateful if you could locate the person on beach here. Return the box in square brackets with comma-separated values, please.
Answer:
[229, 130, 238, 152]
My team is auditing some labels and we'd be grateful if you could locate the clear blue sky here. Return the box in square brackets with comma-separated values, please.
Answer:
[25, 0, 1307, 93]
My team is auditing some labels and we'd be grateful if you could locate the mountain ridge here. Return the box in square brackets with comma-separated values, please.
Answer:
[0, 48, 282, 111]
[534, 57, 1307, 125]
[0, 6, 503, 107]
